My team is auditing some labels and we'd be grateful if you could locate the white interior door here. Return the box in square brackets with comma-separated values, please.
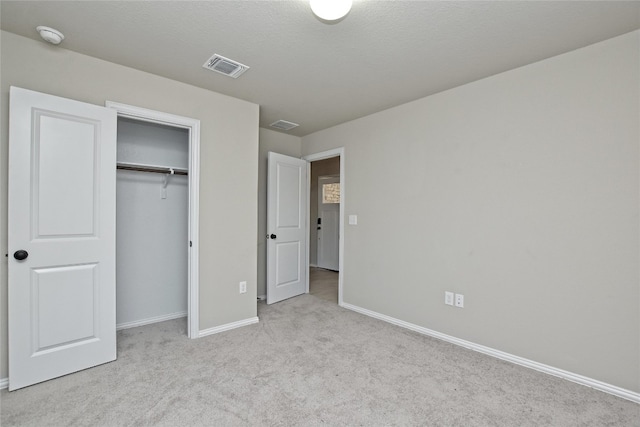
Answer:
[317, 176, 340, 271]
[267, 152, 307, 304]
[8, 87, 117, 390]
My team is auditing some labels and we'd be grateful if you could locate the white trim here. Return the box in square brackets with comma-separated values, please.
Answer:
[198, 317, 259, 338]
[0, 378, 8, 390]
[257, 294, 266, 301]
[303, 148, 345, 306]
[105, 101, 200, 339]
[116, 311, 187, 331]
[341, 302, 640, 404]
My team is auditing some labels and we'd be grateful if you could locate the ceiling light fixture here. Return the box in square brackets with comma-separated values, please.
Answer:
[310, 0, 352, 21]
[36, 26, 64, 45]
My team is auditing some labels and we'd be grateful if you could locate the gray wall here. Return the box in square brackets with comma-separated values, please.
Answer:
[309, 157, 340, 266]
[257, 128, 302, 297]
[1, 31, 259, 379]
[302, 31, 639, 392]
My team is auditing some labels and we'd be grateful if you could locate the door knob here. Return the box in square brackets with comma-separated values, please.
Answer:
[13, 250, 28, 260]
[270, 234, 277, 239]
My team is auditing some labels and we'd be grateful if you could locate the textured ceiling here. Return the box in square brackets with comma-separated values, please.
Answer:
[1, 1, 639, 136]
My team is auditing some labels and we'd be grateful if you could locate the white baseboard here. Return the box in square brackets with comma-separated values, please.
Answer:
[0, 377, 8, 390]
[257, 294, 266, 301]
[340, 302, 640, 404]
[116, 311, 187, 331]
[309, 263, 318, 268]
[198, 316, 259, 338]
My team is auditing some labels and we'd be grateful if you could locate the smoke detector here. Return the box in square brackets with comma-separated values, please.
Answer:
[202, 54, 249, 78]
[270, 120, 299, 131]
[36, 26, 64, 45]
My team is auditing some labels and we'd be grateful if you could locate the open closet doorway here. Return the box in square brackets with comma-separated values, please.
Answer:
[106, 102, 200, 338]
[304, 149, 344, 306]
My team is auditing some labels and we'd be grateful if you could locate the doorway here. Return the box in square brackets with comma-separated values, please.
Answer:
[106, 102, 200, 338]
[304, 148, 344, 306]
[265, 148, 344, 306]
[115, 118, 188, 332]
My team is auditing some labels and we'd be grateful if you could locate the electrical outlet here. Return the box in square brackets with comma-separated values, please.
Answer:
[455, 293, 464, 308]
[445, 291, 454, 306]
[239, 281, 247, 294]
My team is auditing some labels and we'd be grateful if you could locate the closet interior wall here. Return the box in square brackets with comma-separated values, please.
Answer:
[116, 117, 189, 328]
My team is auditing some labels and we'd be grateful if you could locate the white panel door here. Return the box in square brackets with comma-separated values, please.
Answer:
[317, 176, 340, 271]
[267, 152, 307, 304]
[8, 87, 117, 390]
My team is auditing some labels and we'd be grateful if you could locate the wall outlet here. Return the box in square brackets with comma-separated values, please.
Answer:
[455, 293, 464, 308]
[239, 281, 247, 294]
[445, 291, 454, 306]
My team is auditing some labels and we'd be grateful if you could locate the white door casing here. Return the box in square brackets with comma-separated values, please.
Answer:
[267, 152, 308, 304]
[8, 87, 117, 390]
[317, 176, 340, 271]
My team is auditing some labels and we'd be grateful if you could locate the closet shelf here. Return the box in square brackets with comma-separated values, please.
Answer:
[116, 162, 188, 176]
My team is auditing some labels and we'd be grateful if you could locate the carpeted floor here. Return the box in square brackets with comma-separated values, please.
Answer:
[1, 293, 638, 426]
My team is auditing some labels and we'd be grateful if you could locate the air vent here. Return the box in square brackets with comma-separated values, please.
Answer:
[202, 54, 249, 78]
[270, 120, 299, 131]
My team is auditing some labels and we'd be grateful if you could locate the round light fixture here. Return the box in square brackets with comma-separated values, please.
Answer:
[36, 26, 65, 45]
[310, 0, 352, 21]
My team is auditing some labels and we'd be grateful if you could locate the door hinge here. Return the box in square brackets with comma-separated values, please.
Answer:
[189, 241, 192, 247]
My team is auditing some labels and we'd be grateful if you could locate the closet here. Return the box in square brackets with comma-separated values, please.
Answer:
[115, 117, 189, 329]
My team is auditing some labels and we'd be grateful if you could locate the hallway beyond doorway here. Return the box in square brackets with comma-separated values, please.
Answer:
[309, 267, 338, 304]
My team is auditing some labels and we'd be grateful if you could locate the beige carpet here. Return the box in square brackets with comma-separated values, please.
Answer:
[1, 294, 638, 426]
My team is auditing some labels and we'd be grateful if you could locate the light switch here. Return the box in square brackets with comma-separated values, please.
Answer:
[349, 215, 358, 225]
[445, 291, 454, 306]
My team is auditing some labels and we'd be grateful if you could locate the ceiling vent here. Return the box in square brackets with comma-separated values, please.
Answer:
[202, 54, 249, 78]
[270, 120, 299, 131]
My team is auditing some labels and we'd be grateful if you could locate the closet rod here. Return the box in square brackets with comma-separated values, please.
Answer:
[116, 162, 188, 176]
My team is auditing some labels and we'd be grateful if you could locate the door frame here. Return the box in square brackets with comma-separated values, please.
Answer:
[317, 174, 340, 271]
[303, 148, 345, 306]
[105, 101, 200, 338]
